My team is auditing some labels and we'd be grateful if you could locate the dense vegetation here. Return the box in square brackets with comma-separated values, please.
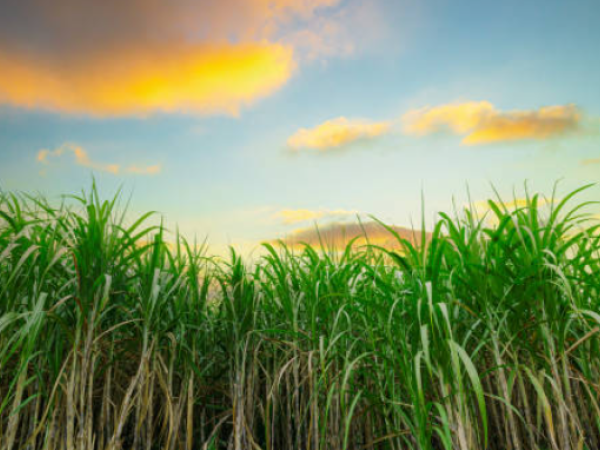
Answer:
[0, 184, 599, 450]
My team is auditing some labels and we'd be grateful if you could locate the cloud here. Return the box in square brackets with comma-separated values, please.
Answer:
[470, 197, 550, 213]
[581, 158, 600, 165]
[0, 44, 293, 116]
[288, 117, 391, 150]
[468, 197, 554, 226]
[0, 0, 347, 116]
[273, 220, 430, 250]
[287, 101, 585, 152]
[273, 208, 358, 224]
[37, 143, 161, 175]
[126, 164, 162, 175]
[284, 19, 354, 61]
[38, 144, 120, 174]
[402, 101, 581, 145]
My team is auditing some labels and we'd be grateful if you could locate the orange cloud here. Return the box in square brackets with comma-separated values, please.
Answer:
[581, 158, 600, 165]
[274, 220, 430, 251]
[403, 101, 581, 145]
[0, 0, 348, 115]
[467, 196, 557, 227]
[37, 143, 161, 175]
[274, 208, 358, 224]
[288, 117, 391, 150]
[470, 197, 551, 215]
[0, 43, 293, 116]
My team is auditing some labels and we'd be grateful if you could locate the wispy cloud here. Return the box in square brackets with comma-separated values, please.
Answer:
[0, 0, 355, 116]
[37, 143, 161, 175]
[282, 0, 388, 62]
[402, 101, 581, 145]
[125, 164, 163, 175]
[288, 117, 391, 150]
[38, 144, 120, 174]
[273, 208, 358, 224]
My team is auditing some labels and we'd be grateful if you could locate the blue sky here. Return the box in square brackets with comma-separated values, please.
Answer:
[0, 0, 599, 253]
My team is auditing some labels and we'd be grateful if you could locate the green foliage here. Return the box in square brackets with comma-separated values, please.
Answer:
[0, 183, 599, 450]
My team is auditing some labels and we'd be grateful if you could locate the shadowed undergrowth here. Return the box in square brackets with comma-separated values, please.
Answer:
[0, 184, 599, 450]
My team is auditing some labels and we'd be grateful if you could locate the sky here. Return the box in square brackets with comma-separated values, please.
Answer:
[0, 0, 599, 254]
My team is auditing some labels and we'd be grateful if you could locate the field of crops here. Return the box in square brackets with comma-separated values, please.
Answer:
[0, 184, 599, 450]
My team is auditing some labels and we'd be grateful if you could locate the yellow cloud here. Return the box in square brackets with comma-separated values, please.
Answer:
[38, 144, 120, 174]
[403, 101, 581, 145]
[274, 221, 430, 251]
[403, 101, 495, 136]
[288, 117, 391, 150]
[37, 143, 161, 175]
[471, 197, 549, 213]
[0, 43, 293, 116]
[0, 0, 348, 115]
[469, 197, 554, 226]
[274, 208, 358, 224]
[126, 164, 163, 175]
[581, 158, 600, 165]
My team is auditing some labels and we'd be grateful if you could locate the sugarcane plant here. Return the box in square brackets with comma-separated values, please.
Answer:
[0, 183, 598, 450]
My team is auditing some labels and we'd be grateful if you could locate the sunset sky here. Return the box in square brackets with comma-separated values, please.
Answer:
[1, 0, 599, 253]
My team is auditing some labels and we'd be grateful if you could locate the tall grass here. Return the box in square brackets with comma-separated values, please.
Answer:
[0, 184, 599, 450]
